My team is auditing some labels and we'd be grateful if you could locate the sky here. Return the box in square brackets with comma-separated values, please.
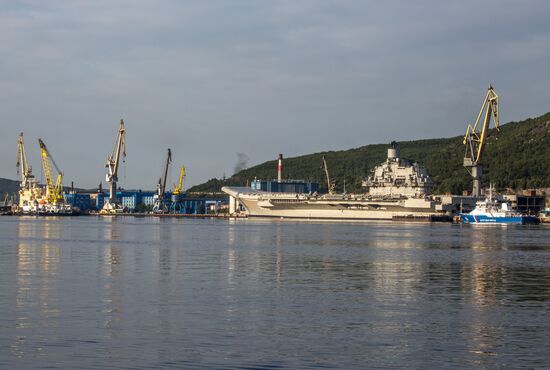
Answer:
[1, 0, 550, 189]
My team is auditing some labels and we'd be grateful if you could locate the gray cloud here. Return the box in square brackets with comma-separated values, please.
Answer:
[1, 1, 550, 189]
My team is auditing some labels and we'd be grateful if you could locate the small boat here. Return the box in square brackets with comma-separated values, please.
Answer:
[460, 187, 538, 225]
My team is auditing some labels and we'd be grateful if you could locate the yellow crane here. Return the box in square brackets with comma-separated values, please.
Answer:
[169, 165, 186, 214]
[321, 156, 335, 195]
[38, 138, 64, 204]
[173, 165, 186, 195]
[463, 86, 500, 197]
[104, 119, 126, 210]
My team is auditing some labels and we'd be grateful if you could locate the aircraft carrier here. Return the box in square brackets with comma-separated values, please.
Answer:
[223, 146, 453, 221]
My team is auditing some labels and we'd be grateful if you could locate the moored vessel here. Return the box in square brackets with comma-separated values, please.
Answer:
[223, 146, 452, 221]
[460, 187, 538, 225]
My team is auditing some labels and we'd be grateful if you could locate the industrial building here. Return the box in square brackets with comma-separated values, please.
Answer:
[503, 192, 547, 215]
[249, 153, 319, 194]
[250, 179, 319, 193]
[64, 191, 226, 214]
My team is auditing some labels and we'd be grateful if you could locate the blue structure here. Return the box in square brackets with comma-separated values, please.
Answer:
[79, 191, 156, 212]
[251, 179, 319, 193]
[117, 191, 156, 211]
[120, 193, 139, 210]
[95, 193, 106, 210]
[77, 190, 225, 214]
[141, 193, 155, 207]
[168, 194, 226, 215]
[64, 193, 92, 212]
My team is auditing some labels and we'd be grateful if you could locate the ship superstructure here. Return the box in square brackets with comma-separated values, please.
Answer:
[362, 146, 433, 198]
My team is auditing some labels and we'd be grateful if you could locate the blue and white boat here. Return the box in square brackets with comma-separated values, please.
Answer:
[460, 190, 538, 225]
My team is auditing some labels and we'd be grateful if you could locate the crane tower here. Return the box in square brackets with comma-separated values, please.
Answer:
[170, 165, 186, 214]
[103, 119, 126, 212]
[36, 138, 72, 214]
[321, 156, 335, 195]
[153, 148, 172, 213]
[16, 133, 42, 213]
[463, 86, 500, 197]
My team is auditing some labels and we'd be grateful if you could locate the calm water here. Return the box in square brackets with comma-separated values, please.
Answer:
[0, 216, 549, 369]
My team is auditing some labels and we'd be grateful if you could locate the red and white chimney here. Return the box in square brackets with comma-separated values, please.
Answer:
[277, 154, 283, 183]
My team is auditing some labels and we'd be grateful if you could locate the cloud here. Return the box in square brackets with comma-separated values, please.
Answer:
[1, 1, 550, 188]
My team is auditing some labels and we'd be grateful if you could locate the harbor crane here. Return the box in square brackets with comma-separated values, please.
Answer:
[321, 156, 335, 195]
[153, 148, 172, 213]
[38, 138, 64, 204]
[103, 119, 126, 212]
[16, 133, 42, 212]
[463, 86, 500, 197]
[17, 133, 36, 189]
[173, 165, 186, 196]
[170, 165, 186, 214]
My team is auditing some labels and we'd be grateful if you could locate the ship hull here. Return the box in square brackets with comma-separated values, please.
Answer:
[460, 214, 538, 224]
[241, 202, 436, 220]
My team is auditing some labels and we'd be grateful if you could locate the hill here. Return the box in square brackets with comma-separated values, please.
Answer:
[0, 178, 20, 195]
[189, 112, 550, 194]
[0, 178, 91, 197]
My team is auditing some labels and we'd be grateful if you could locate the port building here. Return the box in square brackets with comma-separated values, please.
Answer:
[250, 179, 319, 193]
[64, 190, 226, 214]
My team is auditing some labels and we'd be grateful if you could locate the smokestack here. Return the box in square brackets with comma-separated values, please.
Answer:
[277, 154, 283, 183]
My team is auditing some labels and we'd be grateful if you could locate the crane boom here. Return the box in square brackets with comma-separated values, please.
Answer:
[153, 148, 172, 213]
[105, 119, 126, 204]
[463, 86, 499, 164]
[16, 133, 34, 187]
[463, 86, 500, 197]
[173, 165, 186, 195]
[38, 138, 64, 203]
[321, 156, 335, 195]
[159, 148, 172, 196]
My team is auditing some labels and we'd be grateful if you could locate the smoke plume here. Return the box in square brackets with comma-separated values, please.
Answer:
[233, 153, 249, 174]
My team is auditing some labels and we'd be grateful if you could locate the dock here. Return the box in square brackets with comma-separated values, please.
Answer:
[392, 215, 454, 223]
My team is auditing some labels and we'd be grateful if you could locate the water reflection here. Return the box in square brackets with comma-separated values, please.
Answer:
[98, 217, 123, 356]
[101, 218, 122, 275]
[14, 219, 63, 358]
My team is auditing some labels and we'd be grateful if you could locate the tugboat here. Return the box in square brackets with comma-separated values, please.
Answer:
[460, 186, 538, 225]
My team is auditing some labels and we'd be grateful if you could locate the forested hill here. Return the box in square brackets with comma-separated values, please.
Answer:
[0, 178, 88, 196]
[189, 112, 550, 194]
[0, 178, 20, 195]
